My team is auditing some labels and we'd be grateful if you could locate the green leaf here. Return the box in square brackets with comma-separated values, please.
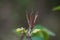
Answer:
[52, 6, 60, 11]
[32, 24, 55, 40]
[43, 28, 55, 36]
[34, 25, 55, 36]
[41, 31, 48, 40]
[34, 25, 43, 29]
[31, 31, 41, 37]
[31, 30, 48, 40]
[31, 29, 42, 37]
[32, 37, 43, 40]
[31, 29, 48, 40]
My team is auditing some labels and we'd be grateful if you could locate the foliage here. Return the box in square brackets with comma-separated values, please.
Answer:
[52, 5, 60, 11]
[14, 25, 55, 40]
[13, 9, 55, 40]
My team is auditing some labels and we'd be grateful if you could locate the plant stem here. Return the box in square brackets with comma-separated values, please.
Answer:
[20, 33, 25, 40]
[26, 28, 32, 40]
[26, 35, 32, 40]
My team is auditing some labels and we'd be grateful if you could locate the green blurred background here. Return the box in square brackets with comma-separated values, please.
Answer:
[0, 0, 60, 40]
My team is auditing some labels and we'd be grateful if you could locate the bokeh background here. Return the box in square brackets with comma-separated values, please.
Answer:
[0, 0, 60, 40]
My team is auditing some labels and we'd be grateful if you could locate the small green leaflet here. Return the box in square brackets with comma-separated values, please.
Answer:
[33, 25, 43, 29]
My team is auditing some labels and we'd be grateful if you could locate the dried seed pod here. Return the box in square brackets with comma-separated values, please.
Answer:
[26, 9, 38, 29]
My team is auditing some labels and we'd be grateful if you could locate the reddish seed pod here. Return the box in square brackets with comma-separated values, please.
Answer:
[26, 9, 38, 29]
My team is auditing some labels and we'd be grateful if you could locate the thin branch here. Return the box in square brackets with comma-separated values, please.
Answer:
[20, 33, 25, 40]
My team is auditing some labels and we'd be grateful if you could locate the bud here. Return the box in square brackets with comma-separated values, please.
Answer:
[16, 27, 26, 33]
[16, 28, 22, 32]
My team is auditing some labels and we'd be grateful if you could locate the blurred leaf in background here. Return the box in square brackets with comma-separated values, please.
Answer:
[52, 5, 60, 11]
